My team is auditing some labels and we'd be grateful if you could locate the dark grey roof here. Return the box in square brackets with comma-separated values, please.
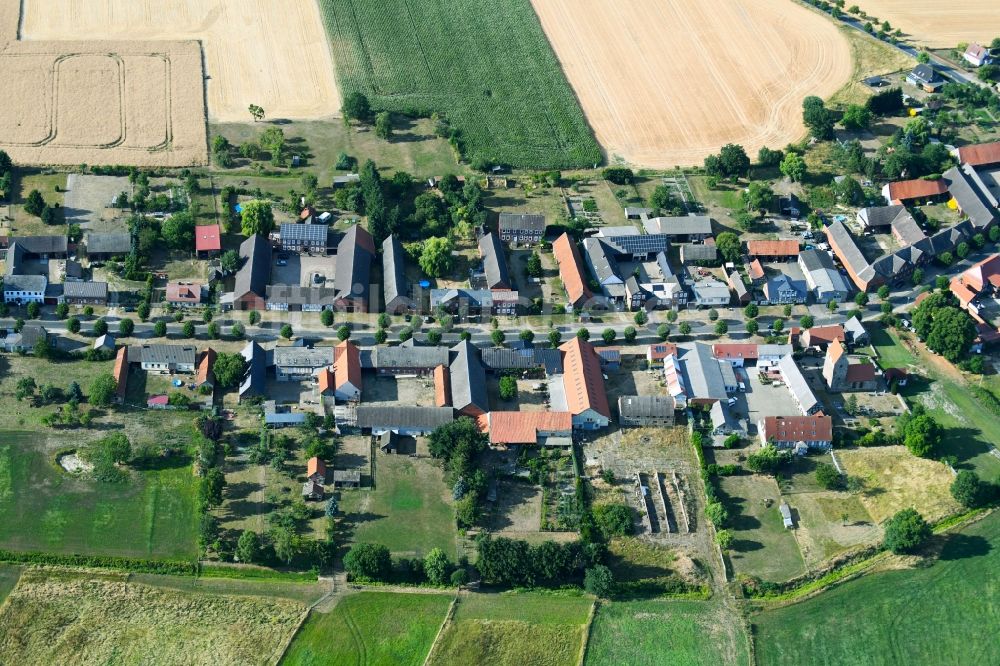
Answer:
[858, 205, 907, 228]
[891, 213, 929, 247]
[656, 251, 674, 278]
[3, 274, 46, 292]
[728, 271, 748, 299]
[19, 325, 47, 348]
[64, 260, 83, 279]
[449, 340, 488, 413]
[132, 344, 197, 366]
[86, 232, 131, 255]
[240, 341, 266, 398]
[618, 395, 675, 419]
[10, 235, 67, 256]
[910, 63, 937, 83]
[799, 249, 851, 296]
[481, 346, 563, 374]
[62, 281, 108, 300]
[265, 285, 337, 307]
[94, 333, 115, 350]
[499, 213, 546, 234]
[680, 244, 717, 262]
[682, 343, 727, 402]
[827, 221, 870, 276]
[382, 235, 412, 310]
[600, 233, 670, 257]
[430, 288, 495, 309]
[645, 215, 713, 236]
[273, 345, 332, 369]
[356, 406, 454, 431]
[335, 225, 375, 303]
[234, 234, 271, 299]
[765, 273, 805, 300]
[929, 222, 972, 255]
[943, 165, 999, 229]
[478, 232, 510, 289]
[368, 345, 449, 369]
[280, 223, 328, 244]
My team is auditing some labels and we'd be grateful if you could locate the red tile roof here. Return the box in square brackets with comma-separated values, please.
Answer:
[195, 224, 222, 252]
[147, 395, 169, 407]
[713, 343, 758, 361]
[554, 233, 592, 307]
[957, 141, 1000, 167]
[805, 325, 846, 346]
[434, 364, 451, 407]
[748, 259, 765, 280]
[559, 337, 610, 419]
[481, 411, 573, 444]
[886, 178, 947, 204]
[762, 415, 833, 443]
[846, 363, 877, 383]
[317, 367, 334, 395]
[746, 239, 800, 257]
[196, 348, 216, 386]
[334, 340, 361, 393]
[166, 281, 202, 304]
[113, 346, 128, 397]
[307, 456, 326, 479]
[648, 343, 678, 361]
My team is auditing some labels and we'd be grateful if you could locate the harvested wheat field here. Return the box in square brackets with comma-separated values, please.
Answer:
[0, 568, 306, 665]
[850, 1, 1000, 48]
[21, 0, 340, 122]
[531, 0, 852, 168]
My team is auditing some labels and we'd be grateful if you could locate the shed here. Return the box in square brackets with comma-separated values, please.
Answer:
[780, 502, 794, 529]
[333, 470, 361, 488]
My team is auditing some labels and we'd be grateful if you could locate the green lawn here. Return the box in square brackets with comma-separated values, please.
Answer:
[282, 592, 452, 666]
[0, 564, 20, 606]
[0, 432, 198, 559]
[717, 475, 806, 583]
[338, 454, 457, 559]
[753, 511, 1000, 666]
[429, 592, 592, 666]
[585, 599, 750, 666]
[316, 0, 601, 169]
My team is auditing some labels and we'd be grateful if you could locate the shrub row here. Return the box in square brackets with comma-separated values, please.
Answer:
[0, 549, 198, 576]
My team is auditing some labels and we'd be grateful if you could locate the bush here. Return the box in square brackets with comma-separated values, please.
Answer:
[584, 565, 614, 598]
[344, 543, 392, 581]
[815, 463, 844, 490]
[593, 504, 633, 538]
[602, 167, 634, 185]
[950, 470, 994, 509]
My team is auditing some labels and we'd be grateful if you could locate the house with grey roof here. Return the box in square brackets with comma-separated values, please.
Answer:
[583, 238, 625, 305]
[929, 221, 973, 256]
[239, 341, 267, 402]
[356, 406, 454, 436]
[382, 235, 414, 314]
[85, 232, 131, 259]
[679, 243, 717, 264]
[273, 345, 333, 381]
[764, 272, 806, 305]
[891, 212, 931, 252]
[334, 225, 376, 313]
[498, 213, 546, 245]
[680, 343, 728, 405]
[857, 205, 910, 230]
[3, 274, 46, 304]
[449, 340, 489, 417]
[481, 346, 563, 375]
[131, 344, 197, 373]
[798, 249, 851, 302]
[777, 354, 820, 415]
[265, 285, 337, 312]
[2, 324, 48, 353]
[233, 234, 271, 310]
[61, 281, 108, 305]
[430, 288, 519, 317]
[692, 279, 730, 307]
[478, 232, 511, 290]
[10, 235, 67, 258]
[280, 223, 328, 253]
[906, 63, 942, 91]
[365, 343, 449, 376]
[643, 215, 712, 241]
[943, 164, 999, 230]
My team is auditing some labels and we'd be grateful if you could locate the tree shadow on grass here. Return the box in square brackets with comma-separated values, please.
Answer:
[225, 480, 261, 501]
[731, 539, 764, 553]
[938, 533, 991, 561]
[938, 427, 993, 467]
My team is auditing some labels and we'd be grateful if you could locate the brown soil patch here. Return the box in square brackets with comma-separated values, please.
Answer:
[21, 0, 340, 122]
[850, 1, 1000, 48]
[531, 0, 852, 167]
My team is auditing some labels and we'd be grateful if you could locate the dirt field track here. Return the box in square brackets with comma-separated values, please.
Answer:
[21, 0, 340, 123]
[531, 0, 852, 168]
[850, 1, 1000, 48]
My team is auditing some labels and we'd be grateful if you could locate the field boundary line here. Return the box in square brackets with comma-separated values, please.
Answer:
[423, 594, 458, 666]
[271, 608, 312, 666]
[577, 599, 598, 666]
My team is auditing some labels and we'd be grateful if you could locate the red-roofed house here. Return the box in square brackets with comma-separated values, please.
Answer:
[553, 233, 592, 310]
[748, 259, 766, 284]
[113, 346, 128, 399]
[166, 281, 203, 307]
[647, 343, 678, 367]
[317, 367, 334, 396]
[758, 415, 833, 451]
[801, 325, 846, 350]
[713, 343, 758, 367]
[957, 141, 1000, 167]
[746, 239, 800, 261]
[478, 411, 573, 446]
[950, 254, 1000, 344]
[147, 395, 169, 409]
[434, 364, 451, 407]
[196, 348, 216, 389]
[559, 337, 610, 429]
[195, 224, 222, 258]
[882, 178, 948, 206]
[307, 456, 327, 483]
[332, 340, 362, 402]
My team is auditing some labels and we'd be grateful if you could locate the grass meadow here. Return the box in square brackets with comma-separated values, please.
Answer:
[338, 454, 457, 559]
[281, 591, 452, 666]
[316, 0, 601, 169]
[0, 432, 198, 559]
[0, 568, 305, 665]
[753, 511, 1000, 665]
[428, 592, 592, 666]
[584, 599, 750, 666]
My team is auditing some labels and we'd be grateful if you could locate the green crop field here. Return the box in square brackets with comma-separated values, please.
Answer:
[585, 599, 750, 666]
[0, 432, 198, 559]
[429, 592, 592, 666]
[317, 0, 602, 169]
[338, 454, 457, 558]
[0, 568, 305, 666]
[753, 512, 1000, 665]
[281, 591, 452, 666]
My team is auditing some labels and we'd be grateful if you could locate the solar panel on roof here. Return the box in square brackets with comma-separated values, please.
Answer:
[604, 234, 669, 255]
